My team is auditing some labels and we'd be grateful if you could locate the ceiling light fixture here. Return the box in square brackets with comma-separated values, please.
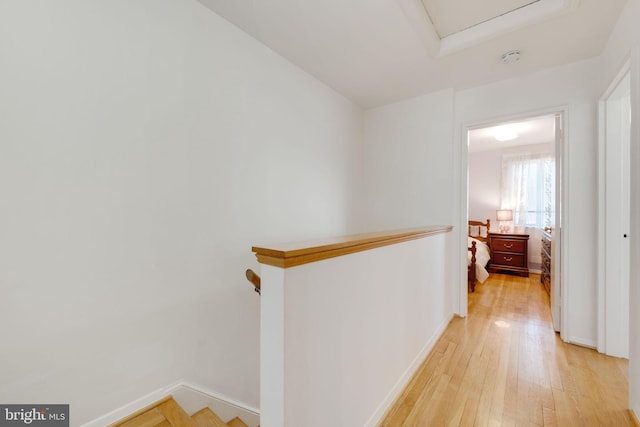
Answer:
[494, 131, 518, 141]
[492, 125, 519, 141]
[501, 50, 521, 64]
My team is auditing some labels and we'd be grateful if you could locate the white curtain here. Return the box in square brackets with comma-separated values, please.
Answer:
[501, 152, 555, 228]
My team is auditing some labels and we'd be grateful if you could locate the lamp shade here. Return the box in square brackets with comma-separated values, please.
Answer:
[496, 209, 513, 221]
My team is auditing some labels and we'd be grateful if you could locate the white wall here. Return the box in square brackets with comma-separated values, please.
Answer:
[362, 89, 458, 312]
[601, 0, 640, 418]
[362, 89, 455, 229]
[468, 150, 502, 225]
[260, 232, 453, 427]
[602, 0, 640, 86]
[0, 0, 363, 424]
[456, 58, 602, 346]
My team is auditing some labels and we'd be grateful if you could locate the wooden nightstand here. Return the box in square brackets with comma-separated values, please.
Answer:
[488, 232, 529, 277]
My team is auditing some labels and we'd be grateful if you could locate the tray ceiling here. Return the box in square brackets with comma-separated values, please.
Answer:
[197, 0, 627, 107]
[422, 0, 540, 38]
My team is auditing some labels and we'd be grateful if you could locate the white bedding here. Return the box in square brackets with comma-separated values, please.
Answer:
[468, 236, 491, 284]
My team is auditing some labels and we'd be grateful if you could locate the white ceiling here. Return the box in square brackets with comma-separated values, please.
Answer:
[468, 115, 556, 153]
[197, 0, 626, 108]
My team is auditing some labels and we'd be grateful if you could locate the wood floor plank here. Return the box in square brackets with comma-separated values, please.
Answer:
[378, 273, 635, 427]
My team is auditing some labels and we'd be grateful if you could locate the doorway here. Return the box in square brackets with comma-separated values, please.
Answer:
[465, 111, 564, 331]
[598, 67, 631, 358]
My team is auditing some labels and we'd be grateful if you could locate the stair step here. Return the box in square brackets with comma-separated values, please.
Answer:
[157, 398, 196, 427]
[117, 408, 166, 427]
[226, 417, 248, 427]
[191, 408, 227, 427]
[111, 396, 251, 427]
[110, 397, 173, 427]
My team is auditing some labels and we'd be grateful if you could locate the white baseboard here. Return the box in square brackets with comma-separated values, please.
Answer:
[80, 381, 259, 427]
[569, 336, 597, 349]
[170, 382, 260, 427]
[80, 380, 183, 427]
[363, 314, 454, 427]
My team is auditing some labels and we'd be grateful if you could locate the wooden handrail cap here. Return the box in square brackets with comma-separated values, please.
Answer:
[252, 225, 452, 268]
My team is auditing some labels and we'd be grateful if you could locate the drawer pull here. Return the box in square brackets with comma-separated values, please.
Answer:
[504, 243, 513, 249]
[504, 257, 513, 262]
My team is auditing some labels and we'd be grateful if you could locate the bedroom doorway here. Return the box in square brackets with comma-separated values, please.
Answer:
[466, 111, 563, 332]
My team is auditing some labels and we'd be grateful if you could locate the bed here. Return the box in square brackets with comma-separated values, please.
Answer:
[468, 219, 491, 292]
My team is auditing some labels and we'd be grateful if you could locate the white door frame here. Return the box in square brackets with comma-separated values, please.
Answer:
[551, 112, 563, 332]
[628, 45, 640, 419]
[597, 60, 631, 357]
[458, 107, 569, 341]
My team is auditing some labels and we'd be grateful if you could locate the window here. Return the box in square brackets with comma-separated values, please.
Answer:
[501, 152, 555, 228]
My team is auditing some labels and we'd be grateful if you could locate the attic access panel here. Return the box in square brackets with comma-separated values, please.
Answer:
[421, 0, 541, 38]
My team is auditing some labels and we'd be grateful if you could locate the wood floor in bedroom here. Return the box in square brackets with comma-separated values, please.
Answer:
[379, 273, 636, 427]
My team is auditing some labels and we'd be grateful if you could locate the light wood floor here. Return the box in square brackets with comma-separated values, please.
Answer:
[380, 273, 637, 427]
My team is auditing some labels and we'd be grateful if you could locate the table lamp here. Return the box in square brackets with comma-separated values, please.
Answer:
[497, 209, 513, 233]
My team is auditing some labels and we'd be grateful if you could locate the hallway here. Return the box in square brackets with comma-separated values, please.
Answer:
[381, 273, 635, 426]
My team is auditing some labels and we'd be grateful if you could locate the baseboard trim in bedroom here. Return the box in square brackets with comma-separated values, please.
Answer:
[363, 313, 454, 427]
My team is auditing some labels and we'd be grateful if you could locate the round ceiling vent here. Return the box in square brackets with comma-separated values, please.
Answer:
[501, 50, 521, 64]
